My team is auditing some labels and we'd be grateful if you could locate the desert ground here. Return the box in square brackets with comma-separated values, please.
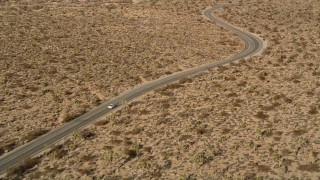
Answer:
[2, 0, 320, 179]
[0, 0, 242, 154]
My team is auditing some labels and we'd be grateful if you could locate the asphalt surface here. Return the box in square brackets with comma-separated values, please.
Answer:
[0, 4, 265, 174]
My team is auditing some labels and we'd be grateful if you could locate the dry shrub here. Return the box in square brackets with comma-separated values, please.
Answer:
[221, 128, 231, 135]
[0, 141, 17, 154]
[130, 127, 144, 135]
[196, 126, 207, 135]
[77, 168, 92, 175]
[284, 98, 293, 103]
[233, 99, 244, 107]
[109, 139, 123, 145]
[123, 139, 133, 146]
[254, 163, 271, 172]
[237, 80, 247, 87]
[217, 65, 228, 73]
[94, 119, 109, 126]
[49, 145, 68, 159]
[255, 111, 269, 120]
[179, 135, 193, 141]
[161, 102, 170, 109]
[79, 130, 95, 140]
[258, 74, 266, 81]
[226, 92, 238, 98]
[298, 164, 320, 172]
[139, 109, 149, 115]
[22, 129, 49, 142]
[157, 90, 174, 96]
[124, 149, 138, 159]
[7, 157, 40, 177]
[292, 129, 307, 137]
[225, 76, 236, 81]
[110, 130, 122, 136]
[193, 151, 213, 165]
[80, 154, 95, 162]
[165, 83, 184, 90]
[62, 110, 86, 123]
[261, 102, 281, 111]
[156, 117, 171, 125]
[308, 107, 318, 115]
[198, 113, 209, 119]
[220, 111, 230, 117]
[143, 147, 152, 153]
[179, 77, 192, 84]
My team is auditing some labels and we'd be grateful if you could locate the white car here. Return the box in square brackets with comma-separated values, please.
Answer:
[108, 104, 117, 109]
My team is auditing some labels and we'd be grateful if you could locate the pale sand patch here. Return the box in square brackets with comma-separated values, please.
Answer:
[132, 0, 146, 4]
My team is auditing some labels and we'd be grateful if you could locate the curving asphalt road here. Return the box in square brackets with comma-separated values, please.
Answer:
[0, 4, 265, 174]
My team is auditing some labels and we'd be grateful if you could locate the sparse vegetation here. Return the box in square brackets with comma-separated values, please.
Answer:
[21, 129, 49, 142]
[48, 145, 68, 159]
[79, 129, 95, 140]
[2, 0, 320, 179]
[193, 151, 213, 166]
[7, 157, 40, 177]
[0, 0, 242, 151]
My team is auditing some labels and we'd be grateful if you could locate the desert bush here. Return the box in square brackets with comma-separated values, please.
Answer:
[110, 130, 122, 136]
[225, 76, 236, 81]
[130, 127, 144, 135]
[62, 110, 86, 123]
[254, 163, 271, 172]
[292, 129, 307, 137]
[124, 148, 138, 159]
[260, 102, 281, 111]
[193, 151, 213, 165]
[165, 83, 184, 90]
[297, 164, 320, 172]
[80, 154, 95, 162]
[249, 27, 255, 33]
[94, 119, 109, 126]
[221, 128, 231, 135]
[79, 129, 95, 140]
[49, 145, 68, 159]
[22, 129, 49, 142]
[155, 88, 174, 96]
[109, 139, 123, 145]
[196, 125, 207, 135]
[77, 168, 92, 175]
[220, 111, 230, 117]
[124, 144, 143, 159]
[0, 141, 17, 154]
[7, 157, 40, 177]
[139, 109, 149, 115]
[258, 74, 266, 81]
[161, 102, 170, 109]
[237, 80, 247, 87]
[308, 107, 318, 115]
[284, 97, 293, 103]
[226, 92, 238, 98]
[178, 77, 192, 84]
[255, 111, 269, 120]
[233, 99, 244, 107]
[143, 147, 152, 153]
[0, 147, 4, 156]
[198, 112, 209, 119]
[104, 148, 119, 162]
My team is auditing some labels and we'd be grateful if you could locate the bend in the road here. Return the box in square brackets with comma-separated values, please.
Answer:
[0, 3, 266, 175]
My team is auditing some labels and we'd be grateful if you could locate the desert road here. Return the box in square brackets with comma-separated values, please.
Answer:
[0, 3, 265, 174]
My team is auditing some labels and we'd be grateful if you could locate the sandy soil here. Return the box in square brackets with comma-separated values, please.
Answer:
[0, 0, 242, 153]
[3, 0, 320, 179]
